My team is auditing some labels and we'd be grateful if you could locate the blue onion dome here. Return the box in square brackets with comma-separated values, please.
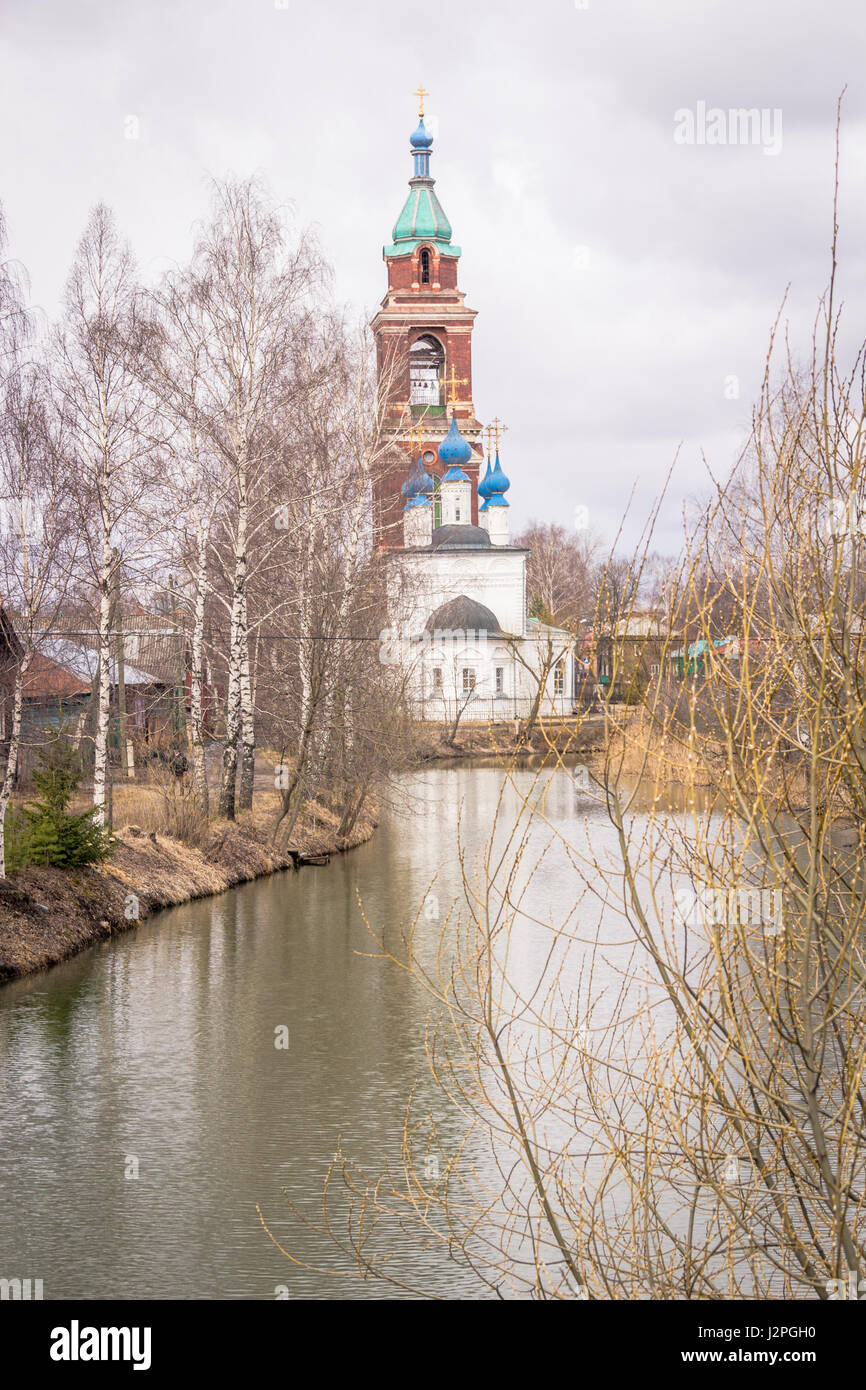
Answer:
[438, 412, 473, 470]
[477, 459, 494, 501]
[410, 118, 433, 149]
[487, 450, 510, 495]
[402, 454, 432, 508]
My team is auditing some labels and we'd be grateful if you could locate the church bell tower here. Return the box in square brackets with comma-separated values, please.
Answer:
[371, 90, 483, 549]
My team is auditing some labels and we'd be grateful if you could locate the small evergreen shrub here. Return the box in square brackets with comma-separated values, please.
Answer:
[5, 742, 113, 870]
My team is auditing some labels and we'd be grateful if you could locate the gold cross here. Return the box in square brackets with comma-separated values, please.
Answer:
[408, 422, 425, 456]
[489, 416, 508, 452]
[446, 364, 468, 406]
[414, 85, 429, 118]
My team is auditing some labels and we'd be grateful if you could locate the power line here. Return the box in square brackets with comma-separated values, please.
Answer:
[32, 629, 391, 642]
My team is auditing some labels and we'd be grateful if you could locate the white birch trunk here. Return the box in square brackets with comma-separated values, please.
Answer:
[219, 466, 249, 819]
[237, 585, 255, 811]
[92, 540, 113, 827]
[0, 652, 30, 879]
[218, 586, 243, 819]
[190, 509, 210, 815]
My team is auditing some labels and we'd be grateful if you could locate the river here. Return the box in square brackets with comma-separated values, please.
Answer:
[0, 761, 686, 1300]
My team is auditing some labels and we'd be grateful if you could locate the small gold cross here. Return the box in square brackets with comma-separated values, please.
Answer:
[414, 85, 429, 118]
[489, 416, 508, 452]
[446, 363, 468, 405]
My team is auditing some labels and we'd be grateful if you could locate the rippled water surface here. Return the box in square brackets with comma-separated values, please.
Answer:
[0, 764, 620, 1299]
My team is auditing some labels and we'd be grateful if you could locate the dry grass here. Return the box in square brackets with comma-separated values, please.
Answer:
[111, 778, 209, 845]
[0, 776, 379, 982]
[607, 709, 815, 811]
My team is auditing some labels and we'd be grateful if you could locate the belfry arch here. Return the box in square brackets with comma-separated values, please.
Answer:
[409, 334, 444, 407]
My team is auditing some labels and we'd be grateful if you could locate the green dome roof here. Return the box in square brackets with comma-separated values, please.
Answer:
[386, 178, 460, 259]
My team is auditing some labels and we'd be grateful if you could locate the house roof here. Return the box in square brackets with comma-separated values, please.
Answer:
[23, 652, 90, 701]
[22, 639, 163, 700]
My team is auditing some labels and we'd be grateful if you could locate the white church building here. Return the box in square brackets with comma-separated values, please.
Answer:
[386, 413, 575, 723]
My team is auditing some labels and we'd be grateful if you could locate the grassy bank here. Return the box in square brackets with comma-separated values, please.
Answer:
[0, 794, 377, 984]
[413, 715, 606, 761]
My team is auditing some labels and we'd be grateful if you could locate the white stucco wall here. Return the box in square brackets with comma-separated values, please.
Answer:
[388, 548, 527, 638]
[385, 547, 573, 720]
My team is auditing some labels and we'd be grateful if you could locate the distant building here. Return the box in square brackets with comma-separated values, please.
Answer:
[20, 638, 172, 744]
[580, 610, 675, 700]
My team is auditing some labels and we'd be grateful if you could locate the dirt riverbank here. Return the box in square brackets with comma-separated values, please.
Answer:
[0, 799, 377, 984]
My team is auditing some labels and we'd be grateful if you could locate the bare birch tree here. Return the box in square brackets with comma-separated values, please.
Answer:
[181, 177, 324, 820]
[264, 319, 403, 842]
[55, 205, 163, 825]
[517, 520, 599, 628]
[148, 269, 228, 815]
[0, 203, 81, 872]
[0, 206, 32, 378]
[0, 363, 78, 874]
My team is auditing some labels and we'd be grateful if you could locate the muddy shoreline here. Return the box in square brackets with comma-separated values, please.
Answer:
[0, 804, 377, 984]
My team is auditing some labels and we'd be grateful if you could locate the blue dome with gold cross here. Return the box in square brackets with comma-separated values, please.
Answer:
[438, 413, 473, 477]
[487, 451, 510, 495]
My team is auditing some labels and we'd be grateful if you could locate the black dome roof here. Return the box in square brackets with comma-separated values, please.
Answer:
[430, 524, 492, 550]
[426, 595, 503, 635]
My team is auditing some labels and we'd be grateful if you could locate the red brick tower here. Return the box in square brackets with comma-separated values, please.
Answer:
[371, 92, 483, 549]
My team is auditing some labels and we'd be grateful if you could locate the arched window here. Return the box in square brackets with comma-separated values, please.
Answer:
[409, 334, 444, 406]
[420, 248, 431, 285]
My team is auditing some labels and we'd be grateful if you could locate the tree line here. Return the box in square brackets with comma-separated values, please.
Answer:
[0, 179, 412, 876]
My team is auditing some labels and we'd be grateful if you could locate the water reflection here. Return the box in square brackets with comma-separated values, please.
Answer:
[0, 764, 642, 1300]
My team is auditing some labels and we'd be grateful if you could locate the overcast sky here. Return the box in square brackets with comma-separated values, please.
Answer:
[2, 0, 865, 553]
